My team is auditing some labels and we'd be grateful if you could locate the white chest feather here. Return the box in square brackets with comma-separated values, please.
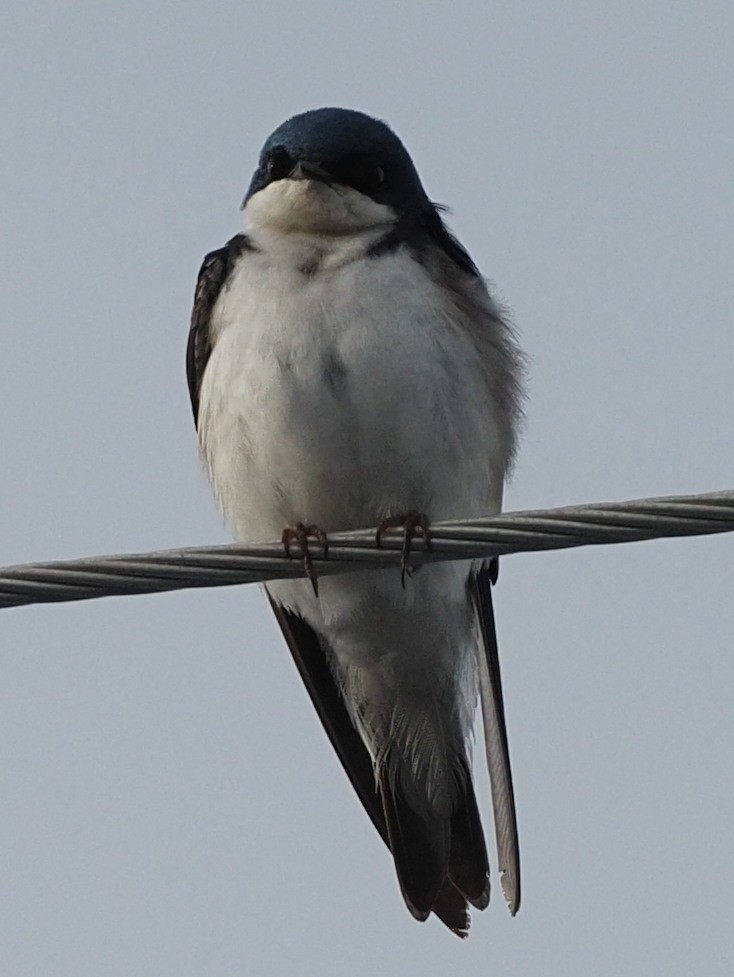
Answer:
[197, 229, 503, 544]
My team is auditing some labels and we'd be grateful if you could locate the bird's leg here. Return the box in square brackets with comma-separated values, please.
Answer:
[375, 509, 432, 587]
[281, 523, 329, 596]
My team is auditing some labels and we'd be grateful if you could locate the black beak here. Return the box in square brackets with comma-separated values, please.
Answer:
[289, 160, 334, 184]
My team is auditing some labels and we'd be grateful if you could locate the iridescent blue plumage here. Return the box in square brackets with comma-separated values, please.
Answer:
[245, 107, 429, 213]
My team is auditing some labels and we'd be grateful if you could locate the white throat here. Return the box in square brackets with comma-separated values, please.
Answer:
[244, 178, 396, 236]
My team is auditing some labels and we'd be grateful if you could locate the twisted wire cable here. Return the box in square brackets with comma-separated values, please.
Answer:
[1, 491, 732, 610]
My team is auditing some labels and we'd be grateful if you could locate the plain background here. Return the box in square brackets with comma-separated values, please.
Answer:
[1, 2, 733, 975]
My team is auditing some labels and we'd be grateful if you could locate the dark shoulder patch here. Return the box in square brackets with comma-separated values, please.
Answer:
[424, 208, 480, 277]
[186, 233, 255, 427]
[365, 207, 480, 279]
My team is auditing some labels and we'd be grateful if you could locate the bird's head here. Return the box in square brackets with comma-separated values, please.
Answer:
[242, 107, 431, 235]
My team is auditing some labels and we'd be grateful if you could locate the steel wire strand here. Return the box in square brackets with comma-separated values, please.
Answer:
[0, 491, 732, 610]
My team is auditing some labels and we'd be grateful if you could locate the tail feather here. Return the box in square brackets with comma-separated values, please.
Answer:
[378, 753, 490, 934]
[378, 768, 449, 920]
[268, 594, 495, 936]
[447, 757, 491, 909]
[433, 882, 471, 938]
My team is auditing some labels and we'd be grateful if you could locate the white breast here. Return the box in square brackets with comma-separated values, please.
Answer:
[197, 228, 503, 547]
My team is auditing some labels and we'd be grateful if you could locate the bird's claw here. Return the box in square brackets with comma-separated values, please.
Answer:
[281, 523, 329, 596]
[375, 510, 432, 587]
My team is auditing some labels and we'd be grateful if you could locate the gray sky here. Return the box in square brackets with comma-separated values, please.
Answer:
[1, 2, 733, 975]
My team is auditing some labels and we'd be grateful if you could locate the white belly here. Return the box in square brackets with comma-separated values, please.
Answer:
[198, 239, 501, 545]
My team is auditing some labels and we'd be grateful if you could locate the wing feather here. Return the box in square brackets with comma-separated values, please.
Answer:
[186, 234, 253, 426]
[470, 564, 521, 914]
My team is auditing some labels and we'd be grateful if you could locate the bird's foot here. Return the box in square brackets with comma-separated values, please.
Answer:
[375, 510, 432, 587]
[281, 523, 329, 596]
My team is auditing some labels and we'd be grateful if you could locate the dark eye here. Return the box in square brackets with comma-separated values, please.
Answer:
[264, 146, 293, 181]
[334, 154, 386, 196]
[357, 161, 385, 194]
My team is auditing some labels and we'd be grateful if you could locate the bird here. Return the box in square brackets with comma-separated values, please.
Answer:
[186, 107, 525, 936]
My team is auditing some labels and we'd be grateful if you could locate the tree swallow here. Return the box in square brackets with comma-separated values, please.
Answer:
[186, 107, 525, 936]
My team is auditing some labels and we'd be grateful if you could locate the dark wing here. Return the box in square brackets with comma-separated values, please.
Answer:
[267, 595, 474, 937]
[426, 206, 482, 277]
[469, 562, 521, 914]
[187, 233, 253, 427]
[420, 217, 522, 911]
[267, 596, 386, 840]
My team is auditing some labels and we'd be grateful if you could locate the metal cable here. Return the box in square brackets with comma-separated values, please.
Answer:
[1, 490, 732, 610]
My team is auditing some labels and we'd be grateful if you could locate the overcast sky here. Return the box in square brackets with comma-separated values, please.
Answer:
[1, 2, 733, 975]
